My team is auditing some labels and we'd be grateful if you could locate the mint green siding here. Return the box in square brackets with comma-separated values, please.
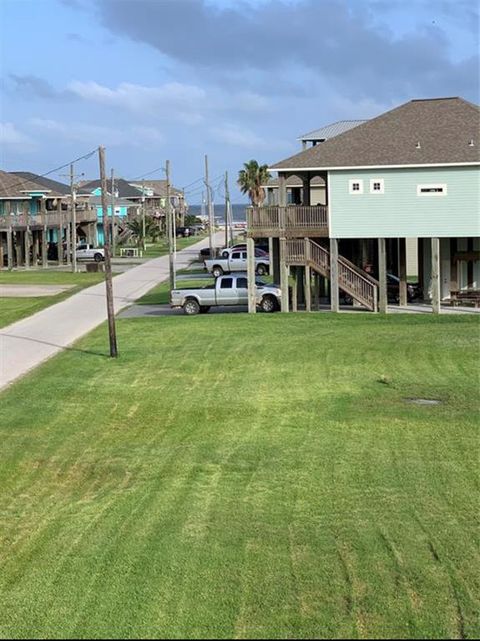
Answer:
[329, 166, 480, 238]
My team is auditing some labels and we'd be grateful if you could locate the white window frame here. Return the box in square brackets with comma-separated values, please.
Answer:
[349, 179, 364, 195]
[369, 178, 384, 194]
[417, 183, 448, 196]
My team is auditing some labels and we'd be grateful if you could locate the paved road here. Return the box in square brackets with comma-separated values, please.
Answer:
[0, 233, 224, 391]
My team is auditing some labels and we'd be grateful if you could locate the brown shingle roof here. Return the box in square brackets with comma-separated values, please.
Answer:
[10, 172, 70, 196]
[271, 98, 480, 170]
[0, 170, 53, 198]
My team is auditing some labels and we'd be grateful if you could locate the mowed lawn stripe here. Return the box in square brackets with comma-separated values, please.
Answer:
[0, 313, 478, 639]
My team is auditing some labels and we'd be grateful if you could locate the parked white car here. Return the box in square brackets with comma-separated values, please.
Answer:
[204, 248, 269, 278]
[75, 243, 105, 262]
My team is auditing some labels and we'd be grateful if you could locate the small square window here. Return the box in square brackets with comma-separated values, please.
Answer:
[370, 178, 384, 194]
[349, 179, 364, 194]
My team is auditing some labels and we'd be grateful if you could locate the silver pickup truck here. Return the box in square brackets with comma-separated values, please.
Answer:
[204, 248, 269, 278]
[170, 273, 281, 314]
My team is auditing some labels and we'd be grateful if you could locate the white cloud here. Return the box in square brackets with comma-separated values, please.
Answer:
[209, 124, 268, 149]
[68, 80, 206, 124]
[28, 118, 163, 148]
[67, 80, 271, 124]
[0, 122, 36, 150]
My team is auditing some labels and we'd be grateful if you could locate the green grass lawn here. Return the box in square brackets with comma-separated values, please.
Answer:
[0, 271, 106, 328]
[141, 234, 208, 259]
[0, 313, 479, 639]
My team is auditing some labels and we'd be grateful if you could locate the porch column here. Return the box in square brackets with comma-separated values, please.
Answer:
[291, 267, 298, 312]
[15, 232, 23, 266]
[7, 228, 13, 270]
[278, 174, 287, 207]
[450, 238, 458, 296]
[378, 238, 388, 313]
[272, 237, 281, 284]
[329, 238, 339, 312]
[305, 264, 312, 312]
[247, 236, 256, 314]
[24, 227, 30, 269]
[302, 174, 311, 206]
[398, 238, 407, 306]
[313, 272, 320, 310]
[42, 226, 48, 267]
[0, 236, 3, 269]
[296, 266, 305, 307]
[57, 225, 63, 265]
[279, 237, 289, 312]
[431, 237, 441, 314]
[417, 238, 424, 299]
[33, 230, 40, 267]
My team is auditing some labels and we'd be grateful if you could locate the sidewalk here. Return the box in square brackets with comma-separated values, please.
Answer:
[0, 233, 223, 391]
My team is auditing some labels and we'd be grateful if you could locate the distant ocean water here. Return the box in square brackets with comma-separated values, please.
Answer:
[187, 204, 247, 223]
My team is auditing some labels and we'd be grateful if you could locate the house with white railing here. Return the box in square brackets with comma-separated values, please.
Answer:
[246, 97, 480, 312]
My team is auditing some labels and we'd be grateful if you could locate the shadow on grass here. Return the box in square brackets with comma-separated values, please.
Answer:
[1, 333, 110, 358]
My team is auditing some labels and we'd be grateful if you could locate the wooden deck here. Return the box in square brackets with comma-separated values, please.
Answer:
[247, 205, 329, 238]
[0, 209, 98, 230]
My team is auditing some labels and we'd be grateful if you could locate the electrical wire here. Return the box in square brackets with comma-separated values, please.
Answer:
[4, 148, 98, 194]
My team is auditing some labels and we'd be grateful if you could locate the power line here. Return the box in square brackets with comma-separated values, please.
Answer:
[131, 166, 165, 181]
[5, 148, 98, 195]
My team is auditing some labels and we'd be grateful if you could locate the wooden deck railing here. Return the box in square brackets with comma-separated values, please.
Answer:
[0, 209, 98, 229]
[247, 205, 328, 237]
[285, 238, 378, 311]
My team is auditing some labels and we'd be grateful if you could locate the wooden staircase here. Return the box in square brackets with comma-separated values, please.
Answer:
[286, 239, 379, 311]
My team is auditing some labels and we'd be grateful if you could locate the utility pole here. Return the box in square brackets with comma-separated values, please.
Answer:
[111, 169, 116, 257]
[205, 154, 214, 257]
[166, 159, 175, 290]
[70, 163, 77, 273]
[224, 171, 229, 249]
[98, 146, 118, 358]
[61, 164, 83, 272]
[141, 178, 147, 252]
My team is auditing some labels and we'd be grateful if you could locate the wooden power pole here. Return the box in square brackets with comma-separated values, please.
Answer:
[142, 178, 146, 252]
[70, 163, 77, 273]
[224, 171, 229, 249]
[205, 155, 214, 257]
[98, 146, 118, 357]
[166, 159, 175, 291]
[111, 169, 116, 257]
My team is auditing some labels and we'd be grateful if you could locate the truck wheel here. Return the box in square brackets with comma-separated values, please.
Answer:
[199, 306, 211, 314]
[260, 295, 277, 313]
[212, 266, 224, 278]
[256, 263, 267, 276]
[94, 253, 103, 262]
[183, 298, 200, 315]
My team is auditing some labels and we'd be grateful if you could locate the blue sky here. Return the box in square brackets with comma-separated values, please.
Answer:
[1, 0, 479, 202]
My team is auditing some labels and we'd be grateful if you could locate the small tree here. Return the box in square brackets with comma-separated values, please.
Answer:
[126, 215, 161, 247]
[237, 160, 271, 206]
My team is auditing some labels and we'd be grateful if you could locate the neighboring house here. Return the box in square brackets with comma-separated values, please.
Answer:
[80, 177, 188, 243]
[127, 179, 186, 212]
[263, 120, 367, 207]
[247, 97, 480, 312]
[0, 170, 96, 268]
[298, 119, 368, 149]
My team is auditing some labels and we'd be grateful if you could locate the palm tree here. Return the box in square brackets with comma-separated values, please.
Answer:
[237, 160, 271, 206]
[126, 215, 161, 247]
